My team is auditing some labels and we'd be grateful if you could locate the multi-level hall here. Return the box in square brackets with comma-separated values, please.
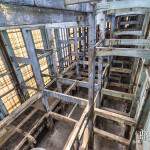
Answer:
[0, 0, 150, 150]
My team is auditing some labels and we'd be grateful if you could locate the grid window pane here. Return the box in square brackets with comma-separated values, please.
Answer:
[31, 29, 44, 49]
[7, 29, 28, 58]
[2, 90, 20, 113]
[20, 64, 37, 97]
[0, 55, 20, 113]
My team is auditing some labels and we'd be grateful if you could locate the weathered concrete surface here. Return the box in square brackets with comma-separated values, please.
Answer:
[0, 3, 87, 27]
[37, 121, 74, 150]
[0, 0, 93, 12]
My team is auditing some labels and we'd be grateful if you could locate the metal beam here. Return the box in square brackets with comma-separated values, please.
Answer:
[46, 22, 78, 28]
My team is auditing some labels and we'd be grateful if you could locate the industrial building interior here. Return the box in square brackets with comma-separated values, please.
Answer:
[0, 0, 150, 150]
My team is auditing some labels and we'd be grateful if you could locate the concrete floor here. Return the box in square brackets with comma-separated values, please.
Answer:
[35, 81, 128, 150]
[37, 121, 74, 150]
[36, 102, 84, 150]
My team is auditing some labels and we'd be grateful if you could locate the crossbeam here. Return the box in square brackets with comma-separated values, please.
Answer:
[97, 0, 150, 11]
[101, 88, 134, 101]
[94, 128, 130, 146]
[58, 77, 99, 90]
[63, 105, 89, 150]
[110, 67, 132, 74]
[0, 92, 42, 129]
[109, 82, 130, 89]
[96, 47, 150, 59]
[113, 31, 142, 36]
[65, 0, 97, 5]
[64, 81, 77, 94]
[94, 108, 136, 126]
[105, 39, 150, 48]
[44, 89, 87, 106]
[47, 111, 77, 124]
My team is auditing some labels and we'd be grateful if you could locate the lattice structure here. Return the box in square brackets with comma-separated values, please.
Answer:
[32, 29, 51, 85]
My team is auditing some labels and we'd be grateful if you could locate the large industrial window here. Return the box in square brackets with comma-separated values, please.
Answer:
[31, 29, 51, 85]
[7, 29, 38, 97]
[0, 55, 21, 113]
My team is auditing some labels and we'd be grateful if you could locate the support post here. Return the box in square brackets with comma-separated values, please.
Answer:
[40, 27, 53, 76]
[74, 27, 80, 76]
[46, 28, 62, 92]
[22, 28, 44, 90]
[54, 28, 64, 71]
[88, 47, 96, 149]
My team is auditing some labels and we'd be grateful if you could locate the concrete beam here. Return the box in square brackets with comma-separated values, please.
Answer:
[96, 47, 150, 59]
[65, 0, 97, 5]
[47, 111, 77, 124]
[105, 39, 150, 48]
[58, 77, 99, 89]
[94, 108, 136, 126]
[113, 31, 142, 36]
[0, 0, 93, 12]
[44, 89, 87, 106]
[22, 28, 44, 89]
[94, 128, 130, 146]
[101, 88, 135, 101]
[12, 57, 32, 64]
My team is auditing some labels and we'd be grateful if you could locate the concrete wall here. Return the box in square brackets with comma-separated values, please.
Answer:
[0, 0, 93, 12]
[0, 3, 88, 27]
